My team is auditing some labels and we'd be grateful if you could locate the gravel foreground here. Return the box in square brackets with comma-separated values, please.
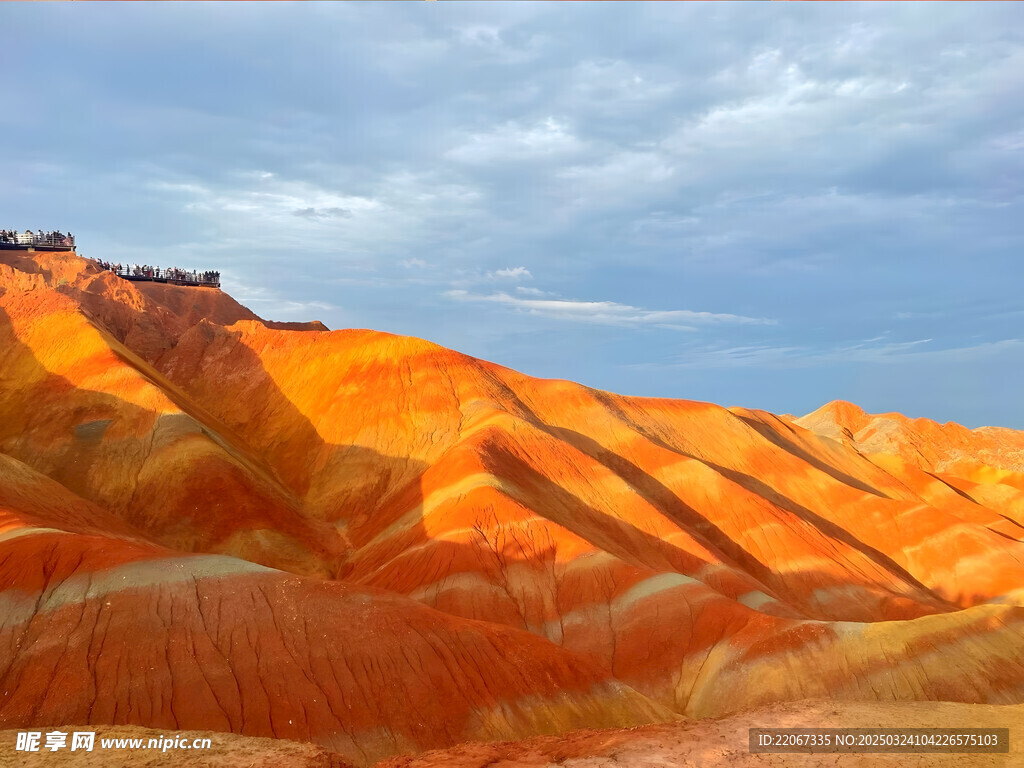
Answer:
[2, 699, 1019, 768]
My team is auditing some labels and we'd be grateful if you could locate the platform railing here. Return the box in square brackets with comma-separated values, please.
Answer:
[104, 265, 220, 288]
[0, 233, 75, 247]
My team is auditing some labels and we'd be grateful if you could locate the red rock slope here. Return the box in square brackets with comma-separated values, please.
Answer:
[0, 250, 1022, 765]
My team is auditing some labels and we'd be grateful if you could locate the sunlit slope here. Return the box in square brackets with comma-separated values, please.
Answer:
[1, 250, 1022, 756]
[797, 400, 1024, 539]
[798, 399, 1024, 480]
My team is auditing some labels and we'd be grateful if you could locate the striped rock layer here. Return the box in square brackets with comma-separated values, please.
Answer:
[1, 250, 1022, 765]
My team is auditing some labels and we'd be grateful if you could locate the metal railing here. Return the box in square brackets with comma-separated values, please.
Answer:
[103, 264, 220, 288]
[0, 232, 75, 248]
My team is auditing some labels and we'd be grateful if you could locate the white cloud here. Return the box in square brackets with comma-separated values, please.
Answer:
[991, 131, 1024, 152]
[151, 175, 379, 220]
[568, 59, 676, 106]
[668, 49, 918, 159]
[292, 206, 352, 220]
[559, 151, 675, 207]
[647, 338, 1024, 370]
[453, 23, 546, 63]
[445, 290, 773, 330]
[144, 168, 483, 258]
[490, 266, 532, 280]
[400, 257, 428, 268]
[515, 286, 548, 296]
[446, 117, 583, 164]
[457, 24, 503, 47]
[227, 278, 338, 320]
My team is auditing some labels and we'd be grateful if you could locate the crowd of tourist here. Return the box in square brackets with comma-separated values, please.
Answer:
[1, 229, 219, 287]
[93, 260, 220, 286]
[0, 229, 75, 247]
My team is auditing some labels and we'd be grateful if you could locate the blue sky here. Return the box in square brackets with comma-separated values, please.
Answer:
[3, 3, 1023, 427]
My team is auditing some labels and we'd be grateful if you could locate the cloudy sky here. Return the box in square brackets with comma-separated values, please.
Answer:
[3, 3, 1023, 427]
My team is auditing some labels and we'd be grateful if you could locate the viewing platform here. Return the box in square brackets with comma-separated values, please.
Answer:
[2, 229, 220, 288]
[0, 230, 76, 251]
[101, 263, 221, 289]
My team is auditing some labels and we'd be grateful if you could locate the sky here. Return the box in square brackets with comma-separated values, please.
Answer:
[2, 3, 1023, 428]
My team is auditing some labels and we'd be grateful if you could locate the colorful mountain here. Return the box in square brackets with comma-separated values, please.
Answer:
[1, 249, 1021, 765]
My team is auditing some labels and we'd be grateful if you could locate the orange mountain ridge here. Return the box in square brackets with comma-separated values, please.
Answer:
[1, 249, 1022, 766]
